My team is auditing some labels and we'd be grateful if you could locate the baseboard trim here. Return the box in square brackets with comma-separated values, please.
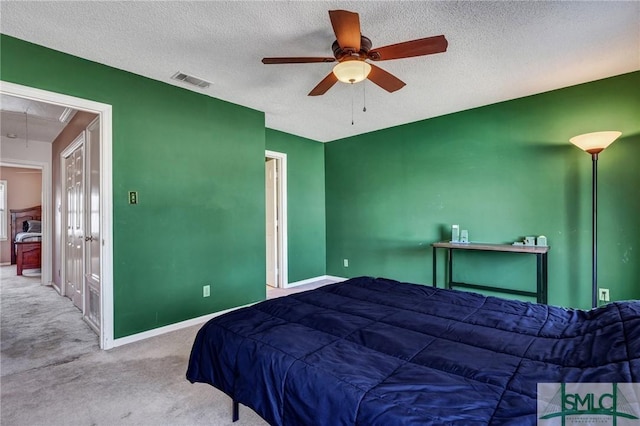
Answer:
[284, 274, 348, 289]
[110, 276, 350, 349]
[110, 302, 256, 349]
[0, 262, 11, 266]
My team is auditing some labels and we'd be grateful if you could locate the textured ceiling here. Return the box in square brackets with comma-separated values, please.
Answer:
[1, 1, 638, 142]
[0, 94, 73, 143]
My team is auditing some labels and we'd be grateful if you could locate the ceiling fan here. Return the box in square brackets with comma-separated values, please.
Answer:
[262, 10, 448, 96]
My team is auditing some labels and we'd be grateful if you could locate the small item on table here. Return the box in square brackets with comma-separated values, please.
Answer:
[451, 224, 460, 243]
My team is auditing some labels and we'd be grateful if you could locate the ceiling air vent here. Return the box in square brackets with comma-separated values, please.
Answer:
[171, 71, 211, 89]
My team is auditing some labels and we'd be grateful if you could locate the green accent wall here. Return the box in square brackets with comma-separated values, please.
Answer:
[2, 32, 637, 335]
[325, 71, 640, 309]
[1, 35, 267, 337]
[266, 129, 326, 282]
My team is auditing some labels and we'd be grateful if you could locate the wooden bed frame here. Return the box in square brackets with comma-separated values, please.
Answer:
[10, 206, 42, 276]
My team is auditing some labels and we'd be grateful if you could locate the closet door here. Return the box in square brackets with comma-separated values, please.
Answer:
[64, 134, 85, 311]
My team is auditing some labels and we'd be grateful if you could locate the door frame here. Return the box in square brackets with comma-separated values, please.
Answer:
[0, 81, 114, 349]
[265, 150, 288, 288]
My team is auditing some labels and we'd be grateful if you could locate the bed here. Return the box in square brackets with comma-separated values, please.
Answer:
[10, 205, 42, 276]
[186, 276, 639, 425]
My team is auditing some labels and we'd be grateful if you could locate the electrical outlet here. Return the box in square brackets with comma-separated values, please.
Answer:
[203, 285, 210, 298]
[599, 288, 610, 302]
[343, 259, 349, 267]
[128, 191, 138, 204]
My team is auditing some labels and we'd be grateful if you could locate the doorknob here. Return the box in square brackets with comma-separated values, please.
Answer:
[84, 236, 94, 242]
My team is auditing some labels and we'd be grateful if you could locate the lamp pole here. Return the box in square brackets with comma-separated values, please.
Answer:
[569, 131, 621, 309]
[590, 152, 599, 309]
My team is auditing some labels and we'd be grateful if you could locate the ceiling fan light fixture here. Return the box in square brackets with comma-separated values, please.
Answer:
[333, 60, 371, 84]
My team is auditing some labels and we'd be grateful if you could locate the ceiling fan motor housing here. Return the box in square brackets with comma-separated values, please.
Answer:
[332, 36, 373, 61]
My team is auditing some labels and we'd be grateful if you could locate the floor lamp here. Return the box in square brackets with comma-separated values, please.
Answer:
[569, 131, 621, 308]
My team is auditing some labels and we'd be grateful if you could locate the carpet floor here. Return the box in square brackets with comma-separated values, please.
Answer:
[2, 265, 331, 425]
[266, 278, 339, 299]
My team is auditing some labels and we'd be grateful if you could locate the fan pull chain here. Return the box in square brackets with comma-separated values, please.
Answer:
[351, 83, 354, 125]
[363, 79, 367, 113]
[24, 110, 29, 148]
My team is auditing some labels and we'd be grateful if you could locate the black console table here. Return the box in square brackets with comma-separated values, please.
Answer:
[432, 242, 549, 304]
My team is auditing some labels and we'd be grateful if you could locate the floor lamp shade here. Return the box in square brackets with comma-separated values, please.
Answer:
[570, 131, 621, 154]
[569, 131, 621, 308]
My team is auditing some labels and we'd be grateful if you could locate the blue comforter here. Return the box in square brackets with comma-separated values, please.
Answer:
[186, 276, 640, 425]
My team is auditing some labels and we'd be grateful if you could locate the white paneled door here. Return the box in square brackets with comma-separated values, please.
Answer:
[64, 134, 85, 310]
[84, 118, 101, 331]
[62, 119, 101, 332]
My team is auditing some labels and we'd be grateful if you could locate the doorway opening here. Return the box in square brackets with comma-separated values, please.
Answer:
[0, 162, 44, 280]
[1, 81, 114, 349]
[265, 150, 287, 288]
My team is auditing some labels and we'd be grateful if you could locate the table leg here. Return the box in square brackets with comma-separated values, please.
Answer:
[447, 249, 453, 290]
[432, 247, 437, 288]
[536, 253, 548, 304]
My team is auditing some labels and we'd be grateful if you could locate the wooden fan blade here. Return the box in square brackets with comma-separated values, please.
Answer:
[368, 35, 448, 61]
[367, 64, 406, 93]
[329, 10, 361, 51]
[308, 72, 339, 96]
[262, 57, 335, 64]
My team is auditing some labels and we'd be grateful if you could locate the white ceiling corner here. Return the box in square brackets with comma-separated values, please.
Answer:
[1, 1, 638, 143]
